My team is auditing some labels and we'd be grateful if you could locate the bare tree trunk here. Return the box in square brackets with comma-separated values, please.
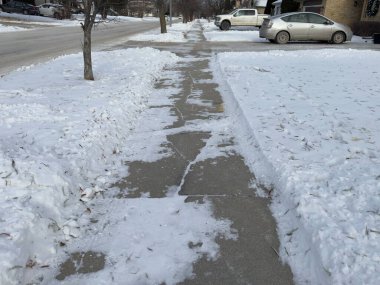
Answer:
[82, 0, 98, 81]
[155, 0, 167, 33]
[158, 0, 167, 33]
[159, 14, 167, 33]
[83, 28, 94, 80]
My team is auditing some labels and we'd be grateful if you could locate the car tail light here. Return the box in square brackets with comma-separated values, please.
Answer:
[263, 19, 273, 28]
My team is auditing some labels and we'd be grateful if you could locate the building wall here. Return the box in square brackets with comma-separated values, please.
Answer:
[324, 0, 363, 27]
[236, 0, 265, 13]
[254, 0, 267, 13]
[298, 0, 326, 14]
[298, 0, 364, 27]
[256, 7, 266, 13]
[361, 0, 380, 22]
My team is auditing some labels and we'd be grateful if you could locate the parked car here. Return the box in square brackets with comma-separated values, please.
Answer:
[0, 1, 39, 15]
[259, 12, 353, 44]
[214, 9, 269, 31]
[38, 3, 64, 19]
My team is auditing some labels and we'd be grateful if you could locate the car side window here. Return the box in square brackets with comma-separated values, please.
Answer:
[245, 10, 256, 16]
[284, 13, 309, 23]
[308, 14, 329, 24]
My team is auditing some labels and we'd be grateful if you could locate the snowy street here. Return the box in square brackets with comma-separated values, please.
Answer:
[0, 13, 160, 75]
[0, 15, 379, 285]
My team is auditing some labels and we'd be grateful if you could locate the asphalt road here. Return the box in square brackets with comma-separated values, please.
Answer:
[0, 20, 159, 75]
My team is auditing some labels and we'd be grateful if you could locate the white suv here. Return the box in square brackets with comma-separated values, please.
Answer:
[215, 9, 269, 30]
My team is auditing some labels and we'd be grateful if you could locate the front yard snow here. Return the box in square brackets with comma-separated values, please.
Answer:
[214, 49, 380, 285]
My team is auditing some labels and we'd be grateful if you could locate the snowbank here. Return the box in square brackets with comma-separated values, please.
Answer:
[0, 47, 178, 284]
[0, 22, 29, 32]
[214, 49, 380, 285]
[0, 11, 80, 26]
[129, 21, 194, 42]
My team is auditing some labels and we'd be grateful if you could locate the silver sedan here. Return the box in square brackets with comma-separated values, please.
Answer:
[259, 12, 353, 44]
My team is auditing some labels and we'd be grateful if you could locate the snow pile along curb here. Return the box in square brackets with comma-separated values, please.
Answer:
[213, 49, 380, 285]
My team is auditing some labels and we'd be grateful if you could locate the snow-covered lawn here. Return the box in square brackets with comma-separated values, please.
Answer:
[213, 49, 380, 285]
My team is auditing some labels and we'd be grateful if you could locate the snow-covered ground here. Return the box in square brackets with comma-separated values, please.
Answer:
[0, 22, 29, 32]
[0, 11, 80, 27]
[129, 20, 193, 42]
[213, 49, 380, 285]
[2, 17, 379, 285]
[0, 47, 235, 284]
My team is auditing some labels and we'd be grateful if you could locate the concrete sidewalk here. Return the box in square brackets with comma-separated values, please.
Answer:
[56, 21, 294, 284]
[118, 21, 293, 284]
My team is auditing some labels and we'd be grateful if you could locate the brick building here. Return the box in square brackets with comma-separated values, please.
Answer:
[295, 0, 380, 29]
[295, 0, 363, 27]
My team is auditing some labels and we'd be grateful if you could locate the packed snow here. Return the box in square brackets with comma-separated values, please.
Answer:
[47, 197, 235, 285]
[213, 49, 380, 285]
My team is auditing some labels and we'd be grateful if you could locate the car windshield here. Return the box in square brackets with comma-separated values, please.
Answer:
[229, 9, 237, 15]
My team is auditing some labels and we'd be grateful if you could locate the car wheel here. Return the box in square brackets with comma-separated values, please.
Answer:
[221, 20, 231, 31]
[275, 31, 290, 44]
[23, 10, 28, 15]
[331, 31, 346, 44]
